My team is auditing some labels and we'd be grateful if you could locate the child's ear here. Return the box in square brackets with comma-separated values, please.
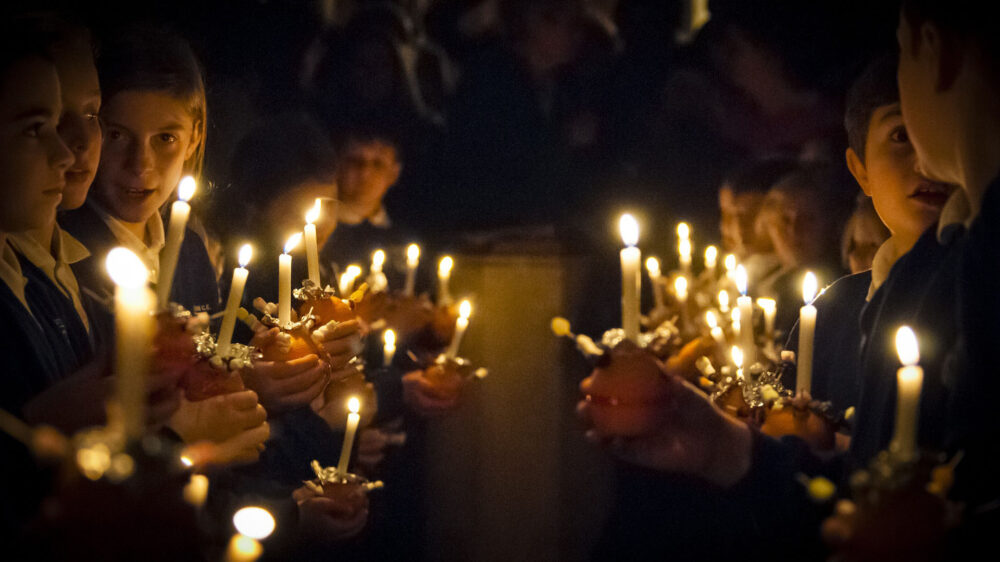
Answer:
[845, 147, 871, 197]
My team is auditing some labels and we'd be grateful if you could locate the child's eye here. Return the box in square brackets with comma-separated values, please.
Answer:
[889, 126, 910, 144]
[24, 121, 45, 137]
[85, 112, 99, 122]
[106, 128, 123, 141]
[158, 133, 177, 144]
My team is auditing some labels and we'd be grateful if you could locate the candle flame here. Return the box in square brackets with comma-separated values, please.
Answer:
[232, 536, 261, 558]
[706, 310, 718, 329]
[180, 455, 193, 468]
[305, 198, 321, 224]
[439, 256, 454, 276]
[895, 326, 920, 366]
[705, 245, 718, 267]
[679, 238, 692, 259]
[718, 290, 729, 310]
[407, 243, 420, 265]
[735, 264, 748, 295]
[731, 346, 743, 368]
[232, 506, 275, 540]
[459, 299, 472, 319]
[345, 264, 362, 278]
[676, 222, 690, 240]
[384, 329, 396, 347]
[284, 233, 303, 254]
[372, 249, 385, 269]
[106, 247, 149, 288]
[756, 297, 776, 313]
[177, 175, 196, 202]
[645, 257, 661, 277]
[238, 244, 253, 267]
[674, 275, 688, 296]
[724, 253, 737, 272]
[802, 271, 818, 303]
[731, 307, 740, 325]
[619, 214, 639, 247]
[348, 397, 361, 414]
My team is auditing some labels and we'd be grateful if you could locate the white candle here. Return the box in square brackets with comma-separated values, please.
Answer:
[796, 272, 818, 394]
[304, 199, 321, 286]
[704, 245, 718, 274]
[731, 307, 741, 340]
[337, 397, 362, 475]
[156, 176, 195, 306]
[383, 329, 396, 367]
[279, 233, 302, 326]
[679, 238, 692, 276]
[445, 300, 472, 359]
[438, 255, 454, 306]
[757, 297, 777, 353]
[731, 345, 744, 383]
[217, 244, 253, 357]
[674, 275, 689, 328]
[183, 473, 209, 507]
[893, 326, 924, 460]
[404, 243, 420, 296]
[229, 506, 275, 562]
[735, 265, 755, 366]
[676, 221, 690, 242]
[706, 311, 727, 356]
[339, 264, 362, 296]
[724, 253, 737, 284]
[718, 289, 730, 314]
[369, 249, 387, 292]
[106, 248, 155, 440]
[645, 257, 665, 310]
[619, 214, 641, 342]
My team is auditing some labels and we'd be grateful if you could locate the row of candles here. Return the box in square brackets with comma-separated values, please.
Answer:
[615, 213, 925, 460]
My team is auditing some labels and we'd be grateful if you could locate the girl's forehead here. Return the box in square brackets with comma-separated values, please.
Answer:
[102, 90, 194, 128]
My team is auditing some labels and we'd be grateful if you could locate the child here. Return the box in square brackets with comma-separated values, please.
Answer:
[839, 197, 889, 274]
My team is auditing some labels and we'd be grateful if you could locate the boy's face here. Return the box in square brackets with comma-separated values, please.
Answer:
[54, 33, 102, 211]
[93, 91, 200, 224]
[896, 14, 954, 185]
[0, 57, 74, 232]
[846, 102, 954, 243]
[337, 140, 400, 216]
[719, 186, 766, 255]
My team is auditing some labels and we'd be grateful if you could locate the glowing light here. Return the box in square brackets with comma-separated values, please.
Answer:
[180, 455, 194, 468]
[724, 254, 737, 272]
[439, 256, 454, 276]
[384, 329, 396, 347]
[619, 214, 639, 247]
[705, 245, 718, 268]
[459, 299, 472, 319]
[802, 271, 818, 303]
[731, 346, 743, 368]
[407, 243, 420, 266]
[305, 198, 321, 224]
[106, 247, 149, 289]
[706, 310, 718, 329]
[348, 397, 361, 414]
[676, 222, 690, 240]
[674, 276, 688, 298]
[238, 244, 253, 268]
[284, 233, 302, 254]
[232, 506, 276, 540]
[372, 249, 385, 269]
[645, 257, 661, 277]
[735, 265, 748, 296]
[177, 176, 196, 201]
[895, 326, 920, 366]
[718, 290, 730, 311]
[756, 297, 776, 313]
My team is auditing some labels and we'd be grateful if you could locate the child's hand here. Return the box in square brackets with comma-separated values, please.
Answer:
[244, 354, 329, 413]
[402, 370, 460, 417]
[294, 485, 369, 542]
[312, 319, 362, 370]
[167, 390, 267, 444]
[181, 420, 271, 467]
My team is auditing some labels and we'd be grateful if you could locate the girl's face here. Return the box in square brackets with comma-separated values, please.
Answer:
[54, 34, 102, 210]
[0, 57, 74, 232]
[93, 90, 200, 224]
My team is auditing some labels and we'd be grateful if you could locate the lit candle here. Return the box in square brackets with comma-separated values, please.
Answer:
[756, 297, 777, 353]
[735, 265, 755, 366]
[337, 397, 362, 475]
[724, 253, 737, 283]
[718, 289, 730, 314]
[704, 245, 718, 274]
[893, 326, 924, 460]
[279, 233, 302, 326]
[304, 199, 321, 286]
[228, 506, 275, 562]
[404, 243, 420, 296]
[731, 345, 744, 383]
[217, 244, 252, 357]
[107, 248, 155, 440]
[645, 257, 665, 310]
[383, 329, 396, 367]
[675, 275, 689, 328]
[796, 272, 818, 395]
[339, 264, 362, 296]
[446, 300, 472, 359]
[676, 221, 690, 241]
[731, 307, 741, 339]
[183, 473, 209, 507]
[679, 238, 692, 276]
[619, 214, 641, 341]
[438, 255, 454, 306]
[156, 176, 196, 306]
[369, 249, 387, 292]
[706, 311, 727, 355]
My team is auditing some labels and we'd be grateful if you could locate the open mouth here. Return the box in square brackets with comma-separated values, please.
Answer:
[909, 182, 953, 208]
[65, 169, 91, 184]
[122, 186, 157, 201]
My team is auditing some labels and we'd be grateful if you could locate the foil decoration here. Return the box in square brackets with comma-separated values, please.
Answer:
[293, 279, 338, 302]
[307, 459, 385, 490]
[192, 331, 258, 370]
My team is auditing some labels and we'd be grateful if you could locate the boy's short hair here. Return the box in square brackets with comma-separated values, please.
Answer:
[844, 53, 899, 162]
[331, 121, 401, 159]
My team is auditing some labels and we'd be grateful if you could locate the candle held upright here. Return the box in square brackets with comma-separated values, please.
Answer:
[279, 233, 302, 326]
[796, 272, 818, 394]
[304, 199, 321, 286]
[404, 243, 420, 296]
[619, 214, 641, 342]
[218, 244, 253, 357]
[893, 326, 924, 460]
[156, 176, 196, 306]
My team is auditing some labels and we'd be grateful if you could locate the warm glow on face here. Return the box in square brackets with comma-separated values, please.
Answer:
[439, 256, 454, 277]
[802, 271, 817, 303]
[619, 214, 639, 247]
[238, 244, 253, 268]
[756, 297, 775, 313]
[706, 310, 718, 329]
[674, 275, 688, 297]
[459, 300, 472, 319]
[735, 265, 748, 295]
[676, 222, 690, 240]
[895, 326, 920, 366]
[718, 290, 729, 310]
[348, 397, 361, 414]
[106, 247, 149, 288]
[232, 506, 276, 540]
[731, 346, 743, 368]
[284, 233, 303, 254]
[705, 245, 718, 267]
[724, 253, 736, 272]
[384, 329, 396, 347]
[177, 176, 196, 202]
[372, 249, 385, 269]
[645, 257, 661, 277]
[305, 198, 321, 224]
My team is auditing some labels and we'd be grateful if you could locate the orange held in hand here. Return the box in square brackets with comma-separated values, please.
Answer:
[299, 296, 356, 327]
[260, 332, 316, 362]
[322, 371, 377, 428]
[579, 340, 670, 437]
[180, 359, 246, 401]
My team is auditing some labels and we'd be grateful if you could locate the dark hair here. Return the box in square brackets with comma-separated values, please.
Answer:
[844, 53, 899, 162]
[0, 17, 54, 78]
[724, 158, 800, 196]
[97, 25, 207, 179]
[228, 113, 337, 227]
[902, 0, 1000, 61]
[331, 120, 401, 157]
